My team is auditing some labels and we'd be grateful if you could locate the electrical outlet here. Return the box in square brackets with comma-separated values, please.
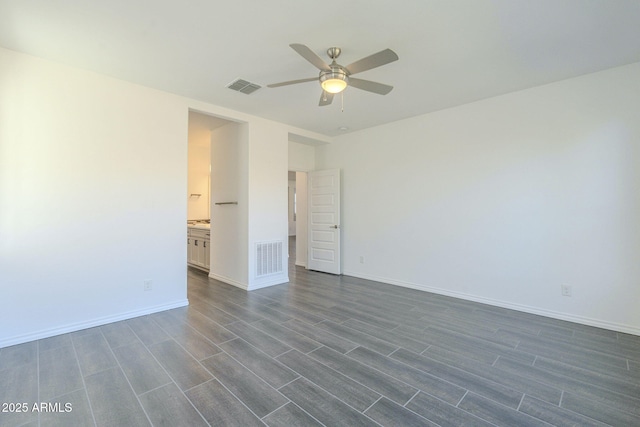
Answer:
[359, 256, 365, 264]
[144, 280, 153, 291]
[561, 284, 572, 297]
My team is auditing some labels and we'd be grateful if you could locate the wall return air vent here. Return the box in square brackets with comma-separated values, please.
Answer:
[256, 241, 283, 277]
[227, 78, 262, 94]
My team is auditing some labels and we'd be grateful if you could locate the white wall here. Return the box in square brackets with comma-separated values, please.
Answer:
[288, 179, 296, 236]
[295, 172, 308, 267]
[247, 119, 290, 290]
[315, 62, 640, 334]
[187, 123, 211, 220]
[288, 140, 315, 172]
[209, 122, 249, 287]
[0, 48, 189, 347]
[0, 47, 293, 347]
[288, 140, 315, 267]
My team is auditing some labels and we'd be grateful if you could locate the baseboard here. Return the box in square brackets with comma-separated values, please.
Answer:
[208, 272, 248, 290]
[343, 271, 640, 336]
[295, 261, 307, 268]
[248, 275, 289, 291]
[0, 299, 189, 349]
[209, 272, 289, 291]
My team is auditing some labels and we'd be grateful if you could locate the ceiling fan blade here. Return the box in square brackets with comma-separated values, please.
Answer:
[267, 77, 317, 88]
[319, 91, 334, 106]
[345, 48, 398, 75]
[348, 78, 394, 95]
[290, 44, 331, 72]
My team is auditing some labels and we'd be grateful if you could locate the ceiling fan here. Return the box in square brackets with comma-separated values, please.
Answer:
[267, 44, 399, 106]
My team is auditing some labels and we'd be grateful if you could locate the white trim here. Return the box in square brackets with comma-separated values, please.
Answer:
[208, 272, 248, 290]
[343, 271, 640, 336]
[210, 271, 288, 291]
[248, 275, 289, 291]
[0, 299, 189, 349]
[295, 261, 307, 268]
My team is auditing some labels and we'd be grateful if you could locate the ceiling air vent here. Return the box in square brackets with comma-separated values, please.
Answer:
[227, 78, 261, 95]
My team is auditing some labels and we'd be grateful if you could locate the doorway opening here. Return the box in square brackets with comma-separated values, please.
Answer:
[186, 110, 233, 275]
[288, 170, 309, 277]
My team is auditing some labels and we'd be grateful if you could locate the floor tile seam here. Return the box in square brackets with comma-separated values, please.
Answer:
[148, 348, 252, 426]
[68, 333, 98, 427]
[554, 403, 624, 427]
[224, 322, 295, 358]
[421, 328, 522, 353]
[414, 389, 502, 427]
[558, 391, 640, 425]
[265, 401, 326, 427]
[420, 342, 504, 366]
[279, 319, 361, 352]
[148, 311, 221, 358]
[526, 356, 640, 399]
[515, 393, 526, 411]
[200, 349, 294, 411]
[255, 305, 299, 324]
[217, 340, 301, 388]
[198, 300, 264, 325]
[508, 340, 626, 368]
[100, 328, 158, 427]
[361, 395, 383, 414]
[492, 355, 500, 367]
[247, 320, 326, 354]
[183, 376, 276, 425]
[550, 352, 628, 373]
[148, 336, 216, 391]
[189, 301, 243, 326]
[342, 320, 432, 348]
[564, 343, 640, 362]
[455, 389, 469, 407]
[268, 305, 326, 325]
[275, 375, 303, 391]
[36, 338, 41, 427]
[518, 336, 633, 362]
[337, 301, 426, 324]
[389, 351, 530, 409]
[304, 346, 418, 406]
[163, 384, 215, 427]
[402, 389, 421, 408]
[345, 346, 463, 398]
[100, 322, 139, 351]
[188, 314, 240, 344]
[534, 355, 640, 389]
[418, 317, 502, 337]
[205, 297, 271, 321]
[339, 318, 430, 350]
[560, 387, 640, 416]
[278, 376, 382, 424]
[277, 348, 387, 406]
[325, 307, 401, 330]
[497, 359, 640, 407]
[459, 391, 537, 427]
[134, 380, 176, 398]
[312, 320, 401, 355]
[258, 400, 291, 422]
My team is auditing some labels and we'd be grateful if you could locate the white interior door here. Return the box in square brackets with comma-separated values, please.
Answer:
[307, 169, 341, 274]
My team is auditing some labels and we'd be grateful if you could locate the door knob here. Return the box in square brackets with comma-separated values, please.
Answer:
[330, 225, 340, 229]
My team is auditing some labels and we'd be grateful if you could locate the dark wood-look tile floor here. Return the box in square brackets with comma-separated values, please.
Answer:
[1, 242, 639, 426]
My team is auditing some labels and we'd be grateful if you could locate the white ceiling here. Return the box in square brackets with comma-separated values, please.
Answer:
[2, 0, 640, 137]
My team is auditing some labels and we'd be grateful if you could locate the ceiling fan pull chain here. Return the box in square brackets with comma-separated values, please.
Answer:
[341, 91, 344, 112]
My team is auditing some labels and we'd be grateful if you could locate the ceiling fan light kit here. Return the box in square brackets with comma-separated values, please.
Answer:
[320, 69, 349, 94]
[268, 44, 398, 106]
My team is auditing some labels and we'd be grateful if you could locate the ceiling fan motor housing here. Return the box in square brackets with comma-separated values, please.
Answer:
[320, 66, 349, 85]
